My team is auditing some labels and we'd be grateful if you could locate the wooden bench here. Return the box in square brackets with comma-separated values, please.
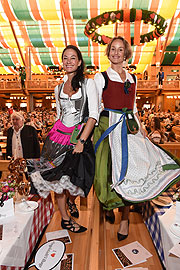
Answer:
[172, 126, 180, 136]
[160, 143, 180, 158]
[160, 143, 180, 188]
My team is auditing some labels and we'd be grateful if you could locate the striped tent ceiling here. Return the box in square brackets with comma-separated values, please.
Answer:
[0, 0, 180, 75]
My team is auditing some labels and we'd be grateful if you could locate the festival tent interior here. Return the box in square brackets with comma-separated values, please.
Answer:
[0, 0, 180, 77]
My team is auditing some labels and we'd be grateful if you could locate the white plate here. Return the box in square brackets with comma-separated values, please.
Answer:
[170, 223, 180, 238]
[16, 201, 38, 212]
[152, 196, 173, 207]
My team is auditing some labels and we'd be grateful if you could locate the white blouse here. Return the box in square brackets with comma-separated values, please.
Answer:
[94, 67, 138, 114]
[54, 75, 99, 127]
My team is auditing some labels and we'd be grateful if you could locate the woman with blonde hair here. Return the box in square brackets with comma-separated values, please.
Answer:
[94, 36, 180, 241]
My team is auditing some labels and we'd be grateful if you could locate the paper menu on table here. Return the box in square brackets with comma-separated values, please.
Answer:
[46, 229, 72, 244]
[53, 253, 74, 270]
[113, 241, 152, 268]
[115, 268, 148, 270]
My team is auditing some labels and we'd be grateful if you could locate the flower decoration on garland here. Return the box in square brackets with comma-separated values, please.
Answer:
[84, 8, 167, 45]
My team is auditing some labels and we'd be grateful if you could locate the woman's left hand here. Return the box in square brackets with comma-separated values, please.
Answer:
[72, 140, 84, 154]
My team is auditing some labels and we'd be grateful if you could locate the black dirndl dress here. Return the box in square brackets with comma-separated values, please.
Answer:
[27, 119, 95, 198]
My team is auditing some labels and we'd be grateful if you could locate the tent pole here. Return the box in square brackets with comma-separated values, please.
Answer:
[9, 20, 26, 67]
[60, 0, 68, 47]
[160, 14, 175, 65]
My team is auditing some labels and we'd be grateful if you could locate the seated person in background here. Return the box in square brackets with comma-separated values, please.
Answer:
[33, 116, 43, 130]
[164, 124, 172, 140]
[3, 122, 11, 136]
[172, 119, 179, 127]
[25, 118, 31, 125]
[6, 111, 40, 194]
[148, 117, 165, 144]
[168, 131, 178, 142]
[143, 118, 151, 134]
[161, 124, 168, 143]
[41, 126, 50, 142]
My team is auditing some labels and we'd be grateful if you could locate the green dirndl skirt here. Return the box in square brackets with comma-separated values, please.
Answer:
[93, 116, 127, 210]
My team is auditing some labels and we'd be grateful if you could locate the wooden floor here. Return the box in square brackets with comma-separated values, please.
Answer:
[28, 190, 164, 270]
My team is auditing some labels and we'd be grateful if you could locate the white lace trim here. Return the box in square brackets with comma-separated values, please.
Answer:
[30, 171, 85, 198]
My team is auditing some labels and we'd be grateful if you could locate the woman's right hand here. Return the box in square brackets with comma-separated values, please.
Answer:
[72, 140, 84, 154]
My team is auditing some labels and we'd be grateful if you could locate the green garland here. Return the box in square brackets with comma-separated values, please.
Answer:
[84, 8, 167, 45]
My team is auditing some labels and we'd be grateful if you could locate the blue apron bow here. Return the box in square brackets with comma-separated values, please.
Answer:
[95, 108, 128, 189]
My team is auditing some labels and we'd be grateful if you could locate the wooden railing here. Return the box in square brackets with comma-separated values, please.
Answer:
[0, 80, 60, 93]
[137, 80, 158, 89]
[0, 79, 180, 94]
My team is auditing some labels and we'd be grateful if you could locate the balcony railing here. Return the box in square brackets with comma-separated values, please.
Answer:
[137, 80, 158, 89]
[0, 79, 180, 93]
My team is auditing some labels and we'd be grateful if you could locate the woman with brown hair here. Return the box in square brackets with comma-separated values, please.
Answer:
[27, 45, 99, 233]
[148, 117, 165, 144]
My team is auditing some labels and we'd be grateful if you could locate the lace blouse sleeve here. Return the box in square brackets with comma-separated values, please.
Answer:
[86, 78, 99, 122]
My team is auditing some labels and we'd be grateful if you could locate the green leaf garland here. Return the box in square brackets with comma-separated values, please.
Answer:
[84, 8, 167, 45]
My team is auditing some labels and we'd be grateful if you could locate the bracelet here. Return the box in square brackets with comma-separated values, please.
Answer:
[79, 138, 86, 144]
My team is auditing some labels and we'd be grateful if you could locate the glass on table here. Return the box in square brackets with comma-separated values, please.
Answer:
[14, 181, 31, 203]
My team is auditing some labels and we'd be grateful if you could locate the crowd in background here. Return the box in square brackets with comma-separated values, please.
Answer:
[0, 106, 180, 150]
[0, 107, 56, 145]
[140, 108, 180, 144]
